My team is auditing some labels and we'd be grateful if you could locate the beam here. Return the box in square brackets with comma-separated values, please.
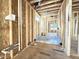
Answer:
[9, 0, 13, 59]
[37, 5, 61, 11]
[65, 0, 72, 56]
[72, 0, 79, 3]
[38, 8, 59, 13]
[73, 9, 79, 11]
[37, 3, 61, 10]
[73, 1, 79, 4]
[46, 10, 58, 13]
[73, 0, 79, 2]
[40, 0, 63, 7]
[73, 7, 79, 9]
[72, 5, 79, 8]
[73, 8, 79, 10]
[40, 12, 58, 15]
[39, 11, 58, 16]
[25, 1, 29, 47]
[39, 14, 58, 16]
[39, 11, 58, 14]
[78, 34, 79, 56]
[72, 3, 79, 6]
[18, 0, 23, 50]
[47, 14, 58, 17]
[30, 0, 42, 4]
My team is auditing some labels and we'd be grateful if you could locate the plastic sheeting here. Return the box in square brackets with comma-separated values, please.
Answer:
[36, 33, 61, 45]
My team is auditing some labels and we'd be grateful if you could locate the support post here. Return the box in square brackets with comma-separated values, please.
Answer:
[77, 12, 79, 56]
[78, 35, 79, 56]
[18, 0, 22, 50]
[25, 1, 29, 47]
[9, 0, 13, 59]
[65, 0, 72, 56]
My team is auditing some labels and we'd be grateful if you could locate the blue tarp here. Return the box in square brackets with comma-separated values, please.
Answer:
[36, 33, 61, 45]
[46, 35, 61, 45]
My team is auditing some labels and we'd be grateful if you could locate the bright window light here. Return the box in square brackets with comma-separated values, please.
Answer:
[35, 15, 40, 22]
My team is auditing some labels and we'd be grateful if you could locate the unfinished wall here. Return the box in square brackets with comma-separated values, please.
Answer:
[22, 0, 34, 49]
[33, 11, 37, 39]
[0, 0, 40, 56]
[39, 15, 58, 35]
[40, 16, 47, 34]
[60, 0, 66, 47]
[22, 0, 40, 47]
[30, 8, 34, 42]
[11, 0, 18, 55]
[27, 5, 31, 44]
[22, 0, 26, 49]
[0, 0, 9, 51]
[78, 12, 79, 34]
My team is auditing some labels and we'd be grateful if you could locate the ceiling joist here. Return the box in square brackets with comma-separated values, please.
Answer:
[73, 0, 79, 2]
[38, 9, 59, 13]
[28, 0, 63, 16]
[37, 5, 61, 11]
[37, 3, 61, 10]
[39, 0, 63, 7]
[72, 3, 79, 7]
[39, 11, 58, 14]
[72, 0, 79, 4]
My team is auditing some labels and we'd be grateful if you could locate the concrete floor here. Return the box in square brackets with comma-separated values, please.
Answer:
[13, 43, 79, 59]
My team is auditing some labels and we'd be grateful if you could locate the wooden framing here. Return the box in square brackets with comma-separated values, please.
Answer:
[65, 0, 72, 56]
[28, 5, 30, 44]
[78, 34, 79, 55]
[18, 0, 22, 50]
[0, 0, 42, 58]
[31, 10, 34, 42]
[37, 3, 61, 11]
[29, 0, 64, 17]
[39, 0, 62, 6]
[24, 0, 40, 45]
[30, 7, 32, 42]
[26, 1, 29, 47]
[72, 12, 79, 56]
[9, 0, 13, 59]
[78, 12, 79, 56]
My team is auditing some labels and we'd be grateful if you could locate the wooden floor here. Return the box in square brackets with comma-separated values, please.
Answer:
[13, 43, 79, 59]
[71, 39, 78, 55]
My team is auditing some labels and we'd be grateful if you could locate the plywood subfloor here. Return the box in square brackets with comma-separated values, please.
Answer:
[13, 43, 79, 59]
[71, 39, 78, 55]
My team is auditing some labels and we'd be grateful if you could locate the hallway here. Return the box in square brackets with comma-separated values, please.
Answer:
[0, 0, 79, 59]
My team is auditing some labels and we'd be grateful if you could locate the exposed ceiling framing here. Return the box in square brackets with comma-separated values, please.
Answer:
[28, 0, 79, 16]
[37, 3, 61, 11]
[72, 0, 79, 11]
[28, 0, 63, 16]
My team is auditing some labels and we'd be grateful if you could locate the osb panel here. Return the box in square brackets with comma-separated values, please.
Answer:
[0, 0, 9, 50]
[12, 0, 18, 56]
[22, 0, 26, 49]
